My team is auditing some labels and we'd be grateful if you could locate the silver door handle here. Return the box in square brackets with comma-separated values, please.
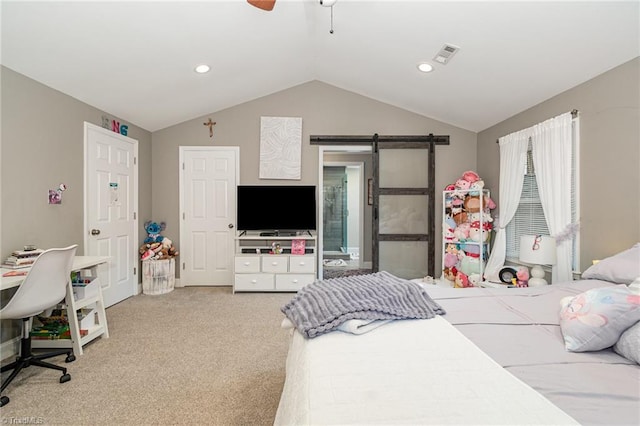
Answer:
[228, 224, 234, 229]
[91, 229, 101, 235]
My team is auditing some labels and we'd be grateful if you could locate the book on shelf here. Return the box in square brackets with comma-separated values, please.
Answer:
[5, 257, 37, 265]
[10, 248, 44, 257]
[2, 270, 28, 277]
[1, 262, 33, 270]
[291, 238, 306, 255]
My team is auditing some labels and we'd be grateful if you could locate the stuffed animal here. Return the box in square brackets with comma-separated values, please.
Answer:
[140, 224, 179, 260]
[444, 244, 459, 268]
[444, 217, 457, 243]
[467, 211, 493, 224]
[453, 222, 471, 242]
[469, 221, 492, 243]
[516, 267, 529, 287]
[469, 179, 484, 196]
[459, 253, 483, 276]
[461, 170, 480, 184]
[144, 221, 166, 244]
[468, 273, 481, 287]
[443, 266, 457, 284]
[454, 271, 471, 288]
[463, 195, 488, 213]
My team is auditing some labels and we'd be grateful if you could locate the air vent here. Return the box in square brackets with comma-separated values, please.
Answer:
[433, 44, 460, 65]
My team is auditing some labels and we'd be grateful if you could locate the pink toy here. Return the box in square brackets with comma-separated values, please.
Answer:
[455, 178, 471, 190]
[444, 244, 459, 268]
[516, 267, 529, 287]
[485, 195, 497, 210]
[455, 271, 471, 288]
[462, 170, 480, 183]
[453, 222, 471, 241]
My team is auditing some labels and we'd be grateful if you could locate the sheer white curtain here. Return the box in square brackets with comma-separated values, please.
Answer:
[531, 112, 573, 283]
[484, 130, 529, 281]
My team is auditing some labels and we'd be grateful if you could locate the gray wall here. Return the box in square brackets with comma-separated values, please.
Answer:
[152, 81, 478, 276]
[0, 66, 153, 259]
[477, 58, 640, 271]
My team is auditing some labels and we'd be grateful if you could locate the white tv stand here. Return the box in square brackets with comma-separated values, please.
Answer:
[233, 232, 317, 293]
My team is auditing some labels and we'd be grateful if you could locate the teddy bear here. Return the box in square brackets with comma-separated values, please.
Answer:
[144, 221, 166, 244]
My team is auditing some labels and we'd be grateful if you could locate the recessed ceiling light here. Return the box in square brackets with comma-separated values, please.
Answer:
[194, 64, 210, 74]
[417, 63, 433, 73]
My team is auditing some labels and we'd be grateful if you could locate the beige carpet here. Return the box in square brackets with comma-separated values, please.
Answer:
[0, 287, 294, 425]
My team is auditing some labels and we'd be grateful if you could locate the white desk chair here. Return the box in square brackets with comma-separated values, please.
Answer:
[0, 245, 78, 407]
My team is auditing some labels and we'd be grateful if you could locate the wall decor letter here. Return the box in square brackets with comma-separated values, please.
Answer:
[259, 116, 302, 180]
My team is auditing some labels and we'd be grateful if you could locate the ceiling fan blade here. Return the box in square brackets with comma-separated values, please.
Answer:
[247, 0, 276, 11]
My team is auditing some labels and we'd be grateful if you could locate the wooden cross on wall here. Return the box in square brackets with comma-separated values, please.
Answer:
[203, 118, 216, 138]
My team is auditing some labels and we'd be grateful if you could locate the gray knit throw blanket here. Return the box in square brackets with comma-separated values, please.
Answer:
[281, 271, 446, 338]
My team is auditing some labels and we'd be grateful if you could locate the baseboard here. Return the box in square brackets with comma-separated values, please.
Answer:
[175, 277, 183, 288]
[1, 336, 19, 362]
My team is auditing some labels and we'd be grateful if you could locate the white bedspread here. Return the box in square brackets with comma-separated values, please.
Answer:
[275, 316, 578, 425]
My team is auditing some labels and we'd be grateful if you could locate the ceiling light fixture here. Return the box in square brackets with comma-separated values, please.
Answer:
[194, 65, 210, 74]
[417, 63, 433, 73]
[320, 0, 337, 34]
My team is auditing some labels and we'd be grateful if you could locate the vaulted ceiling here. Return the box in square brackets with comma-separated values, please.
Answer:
[2, 1, 638, 132]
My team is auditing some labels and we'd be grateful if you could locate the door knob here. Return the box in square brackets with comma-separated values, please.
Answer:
[91, 229, 101, 235]
[228, 224, 234, 229]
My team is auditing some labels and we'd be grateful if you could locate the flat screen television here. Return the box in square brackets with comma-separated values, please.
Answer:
[236, 185, 317, 232]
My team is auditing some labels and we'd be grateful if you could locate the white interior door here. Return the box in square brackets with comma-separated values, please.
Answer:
[180, 147, 238, 286]
[85, 122, 138, 307]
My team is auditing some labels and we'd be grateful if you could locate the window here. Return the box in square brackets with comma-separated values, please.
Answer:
[505, 121, 580, 271]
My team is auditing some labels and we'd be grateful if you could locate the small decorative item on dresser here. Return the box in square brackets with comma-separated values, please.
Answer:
[291, 238, 306, 255]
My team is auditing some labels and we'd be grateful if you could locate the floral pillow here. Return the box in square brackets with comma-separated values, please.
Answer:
[559, 284, 640, 352]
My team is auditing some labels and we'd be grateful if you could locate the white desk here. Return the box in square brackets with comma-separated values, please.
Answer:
[1, 256, 111, 355]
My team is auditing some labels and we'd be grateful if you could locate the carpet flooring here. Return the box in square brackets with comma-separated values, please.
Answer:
[0, 287, 294, 425]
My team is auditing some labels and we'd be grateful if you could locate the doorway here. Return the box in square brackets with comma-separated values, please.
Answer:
[179, 147, 239, 286]
[318, 147, 372, 279]
[84, 122, 138, 308]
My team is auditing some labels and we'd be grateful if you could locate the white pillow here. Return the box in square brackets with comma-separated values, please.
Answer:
[581, 243, 640, 284]
[614, 320, 640, 364]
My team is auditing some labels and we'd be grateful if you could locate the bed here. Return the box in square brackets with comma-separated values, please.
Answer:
[275, 244, 640, 425]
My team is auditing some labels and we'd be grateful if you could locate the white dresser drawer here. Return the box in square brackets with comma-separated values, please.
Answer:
[262, 256, 289, 273]
[234, 256, 261, 273]
[234, 274, 274, 291]
[289, 255, 315, 273]
[275, 274, 315, 292]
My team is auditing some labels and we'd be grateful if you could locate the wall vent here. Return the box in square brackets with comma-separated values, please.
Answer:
[433, 44, 460, 65]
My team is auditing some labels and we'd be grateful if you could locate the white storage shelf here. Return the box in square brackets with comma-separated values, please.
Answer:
[442, 188, 493, 287]
[234, 234, 317, 293]
[32, 266, 109, 355]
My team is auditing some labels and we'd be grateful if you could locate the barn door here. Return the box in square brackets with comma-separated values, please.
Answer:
[372, 135, 437, 279]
